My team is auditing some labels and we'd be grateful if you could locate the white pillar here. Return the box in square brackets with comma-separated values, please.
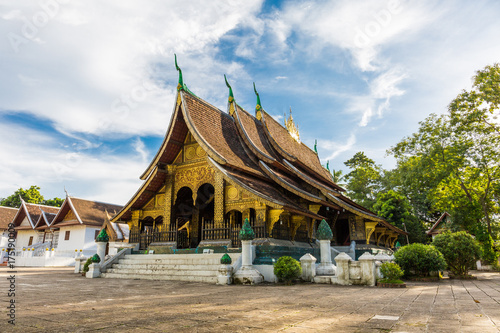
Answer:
[316, 239, 336, 276]
[300, 253, 317, 282]
[358, 252, 376, 286]
[217, 265, 233, 285]
[86, 263, 101, 278]
[234, 240, 264, 285]
[335, 252, 352, 285]
[241, 240, 253, 267]
[96, 242, 106, 264]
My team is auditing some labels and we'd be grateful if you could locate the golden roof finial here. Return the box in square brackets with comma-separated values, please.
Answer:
[284, 107, 300, 143]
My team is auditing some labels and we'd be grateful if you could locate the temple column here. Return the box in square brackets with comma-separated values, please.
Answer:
[131, 210, 141, 229]
[163, 177, 173, 230]
[214, 172, 224, 228]
[308, 204, 321, 240]
[255, 202, 267, 228]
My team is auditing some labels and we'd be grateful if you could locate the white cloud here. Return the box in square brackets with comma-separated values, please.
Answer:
[319, 133, 357, 161]
[0, 0, 264, 138]
[0, 122, 145, 205]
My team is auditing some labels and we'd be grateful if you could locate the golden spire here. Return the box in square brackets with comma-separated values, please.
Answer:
[284, 107, 300, 142]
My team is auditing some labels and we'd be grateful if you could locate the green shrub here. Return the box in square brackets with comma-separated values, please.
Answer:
[82, 257, 93, 273]
[433, 231, 482, 277]
[379, 262, 404, 282]
[394, 243, 446, 277]
[274, 256, 302, 285]
[474, 226, 499, 265]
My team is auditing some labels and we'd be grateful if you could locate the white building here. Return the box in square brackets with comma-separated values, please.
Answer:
[12, 197, 121, 266]
[0, 206, 19, 264]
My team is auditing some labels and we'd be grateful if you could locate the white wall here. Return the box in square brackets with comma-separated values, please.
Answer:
[57, 225, 85, 251]
[15, 230, 39, 249]
[56, 225, 99, 252]
[83, 226, 100, 253]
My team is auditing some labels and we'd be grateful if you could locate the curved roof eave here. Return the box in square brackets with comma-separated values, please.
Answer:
[233, 104, 276, 164]
[259, 161, 322, 203]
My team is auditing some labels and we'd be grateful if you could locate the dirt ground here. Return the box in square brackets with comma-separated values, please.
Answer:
[1, 268, 499, 332]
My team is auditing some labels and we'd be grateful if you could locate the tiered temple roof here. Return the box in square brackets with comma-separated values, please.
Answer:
[112, 62, 407, 241]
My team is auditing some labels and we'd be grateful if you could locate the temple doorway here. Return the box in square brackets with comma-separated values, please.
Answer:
[194, 183, 214, 248]
[174, 187, 194, 248]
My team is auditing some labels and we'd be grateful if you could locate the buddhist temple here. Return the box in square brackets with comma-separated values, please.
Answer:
[111, 58, 407, 259]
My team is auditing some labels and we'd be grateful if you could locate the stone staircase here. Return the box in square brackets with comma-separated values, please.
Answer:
[101, 253, 241, 283]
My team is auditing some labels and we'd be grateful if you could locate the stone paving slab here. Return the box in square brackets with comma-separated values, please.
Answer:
[0, 268, 499, 332]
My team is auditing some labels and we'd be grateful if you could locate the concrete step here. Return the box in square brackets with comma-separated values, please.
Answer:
[123, 253, 239, 260]
[101, 272, 218, 283]
[105, 268, 217, 276]
[117, 258, 222, 265]
[102, 253, 240, 284]
[111, 263, 220, 271]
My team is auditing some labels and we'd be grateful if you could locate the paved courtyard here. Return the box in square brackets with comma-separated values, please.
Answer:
[1, 268, 499, 332]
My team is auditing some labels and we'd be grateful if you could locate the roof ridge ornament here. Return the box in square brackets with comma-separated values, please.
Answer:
[253, 82, 263, 120]
[174, 54, 184, 91]
[284, 107, 300, 143]
[224, 74, 235, 116]
[314, 139, 318, 154]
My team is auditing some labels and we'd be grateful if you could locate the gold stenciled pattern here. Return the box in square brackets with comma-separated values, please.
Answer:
[174, 165, 215, 194]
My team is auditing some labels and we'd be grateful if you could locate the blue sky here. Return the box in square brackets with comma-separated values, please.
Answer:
[0, 0, 499, 205]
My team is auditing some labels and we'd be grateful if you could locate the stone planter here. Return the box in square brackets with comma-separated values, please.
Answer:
[217, 264, 233, 285]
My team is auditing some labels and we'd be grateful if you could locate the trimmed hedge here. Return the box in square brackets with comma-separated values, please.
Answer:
[274, 256, 302, 285]
[432, 231, 482, 277]
[394, 243, 446, 277]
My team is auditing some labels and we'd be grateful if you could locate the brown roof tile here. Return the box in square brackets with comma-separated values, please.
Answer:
[209, 158, 324, 220]
[234, 104, 279, 162]
[0, 206, 18, 230]
[261, 109, 334, 183]
[182, 92, 262, 176]
[70, 198, 122, 226]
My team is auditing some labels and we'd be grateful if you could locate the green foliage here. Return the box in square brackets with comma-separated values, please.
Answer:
[96, 229, 109, 243]
[82, 257, 92, 273]
[389, 64, 500, 237]
[373, 190, 428, 244]
[273, 256, 302, 285]
[238, 218, 255, 240]
[0, 185, 63, 208]
[220, 253, 232, 265]
[474, 224, 499, 265]
[433, 231, 482, 277]
[43, 197, 64, 207]
[316, 219, 333, 240]
[394, 243, 446, 277]
[91, 254, 100, 263]
[379, 262, 404, 281]
[343, 152, 383, 210]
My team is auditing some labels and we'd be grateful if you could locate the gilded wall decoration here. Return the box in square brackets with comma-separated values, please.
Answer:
[174, 165, 215, 196]
[227, 187, 239, 200]
[214, 172, 224, 226]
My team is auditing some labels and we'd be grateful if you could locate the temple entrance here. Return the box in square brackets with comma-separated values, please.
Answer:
[174, 187, 194, 249]
[194, 183, 214, 248]
[336, 217, 350, 245]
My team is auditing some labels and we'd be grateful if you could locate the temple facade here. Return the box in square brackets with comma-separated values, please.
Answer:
[112, 62, 406, 255]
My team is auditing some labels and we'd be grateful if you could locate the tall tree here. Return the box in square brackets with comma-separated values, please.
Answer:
[343, 152, 383, 210]
[373, 190, 428, 244]
[390, 64, 500, 236]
